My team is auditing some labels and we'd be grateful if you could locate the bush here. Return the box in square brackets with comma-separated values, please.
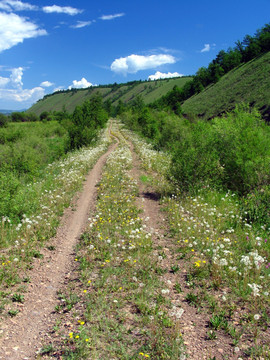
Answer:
[66, 94, 108, 151]
[171, 120, 222, 191]
[0, 113, 8, 127]
[211, 105, 270, 194]
[241, 185, 270, 227]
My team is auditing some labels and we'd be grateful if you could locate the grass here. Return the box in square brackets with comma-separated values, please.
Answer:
[182, 51, 270, 120]
[0, 124, 111, 315]
[41, 123, 185, 359]
[122, 125, 270, 358]
[28, 77, 192, 116]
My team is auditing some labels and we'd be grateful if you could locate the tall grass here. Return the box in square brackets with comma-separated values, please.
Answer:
[120, 105, 270, 227]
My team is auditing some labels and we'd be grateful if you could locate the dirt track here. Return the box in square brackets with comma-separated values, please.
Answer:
[0, 139, 118, 360]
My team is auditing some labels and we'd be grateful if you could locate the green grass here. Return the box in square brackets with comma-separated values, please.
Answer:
[42, 125, 185, 359]
[28, 77, 192, 116]
[0, 124, 111, 314]
[29, 87, 111, 115]
[122, 125, 270, 357]
[182, 51, 270, 120]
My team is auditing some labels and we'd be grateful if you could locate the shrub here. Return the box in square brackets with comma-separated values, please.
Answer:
[0, 113, 8, 127]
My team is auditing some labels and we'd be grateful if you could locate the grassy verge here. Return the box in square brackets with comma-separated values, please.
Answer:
[123, 127, 270, 359]
[40, 125, 185, 359]
[0, 126, 111, 316]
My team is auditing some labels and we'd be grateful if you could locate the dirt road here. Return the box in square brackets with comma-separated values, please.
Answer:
[0, 139, 118, 360]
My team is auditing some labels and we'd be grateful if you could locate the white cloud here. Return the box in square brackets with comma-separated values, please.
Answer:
[200, 44, 210, 53]
[53, 86, 64, 93]
[148, 71, 183, 81]
[10, 67, 23, 88]
[0, 86, 44, 102]
[99, 13, 125, 20]
[40, 81, 54, 87]
[111, 54, 176, 75]
[0, 0, 37, 11]
[68, 77, 93, 89]
[0, 67, 45, 105]
[71, 20, 92, 29]
[0, 12, 47, 53]
[42, 5, 83, 16]
[0, 76, 10, 87]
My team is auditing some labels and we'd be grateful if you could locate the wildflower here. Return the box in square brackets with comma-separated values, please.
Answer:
[69, 332, 73, 338]
[248, 283, 262, 297]
[254, 314, 260, 320]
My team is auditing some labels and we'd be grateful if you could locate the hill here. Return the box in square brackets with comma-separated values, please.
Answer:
[28, 77, 192, 116]
[181, 51, 270, 120]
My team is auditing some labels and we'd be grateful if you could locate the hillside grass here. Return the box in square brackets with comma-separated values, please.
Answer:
[28, 77, 192, 116]
[182, 52, 270, 120]
[29, 88, 111, 115]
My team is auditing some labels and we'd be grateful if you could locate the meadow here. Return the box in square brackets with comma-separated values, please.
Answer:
[34, 121, 269, 359]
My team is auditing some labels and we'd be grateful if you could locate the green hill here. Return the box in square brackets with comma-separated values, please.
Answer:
[28, 77, 192, 116]
[181, 51, 270, 120]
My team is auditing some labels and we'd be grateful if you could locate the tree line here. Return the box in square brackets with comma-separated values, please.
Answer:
[151, 23, 270, 113]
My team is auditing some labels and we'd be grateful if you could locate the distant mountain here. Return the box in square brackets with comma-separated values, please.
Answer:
[0, 109, 26, 114]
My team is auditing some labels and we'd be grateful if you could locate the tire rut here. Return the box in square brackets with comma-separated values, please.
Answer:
[0, 138, 118, 360]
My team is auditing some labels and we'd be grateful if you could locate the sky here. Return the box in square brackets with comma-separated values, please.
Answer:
[0, 0, 269, 110]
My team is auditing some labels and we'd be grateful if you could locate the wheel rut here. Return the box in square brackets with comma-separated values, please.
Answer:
[0, 139, 118, 360]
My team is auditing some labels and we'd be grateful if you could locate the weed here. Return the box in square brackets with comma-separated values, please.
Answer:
[170, 264, 180, 273]
[8, 309, 19, 317]
[174, 283, 182, 293]
[11, 293, 24, 303]
[185, 292, 199, 306]
[206, 330, 217, 340]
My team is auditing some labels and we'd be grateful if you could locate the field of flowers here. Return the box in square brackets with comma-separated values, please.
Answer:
[0, 126, 111, 313]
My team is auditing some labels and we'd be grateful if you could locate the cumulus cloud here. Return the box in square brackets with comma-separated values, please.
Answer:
[0, 76, 10, 87]
[68, 77, 93, 89]
[53, 86, 64, 93]
[10, 67, 23, 88]
[0, 0, 37, 11]
[99, 13, 125, 20]
[200, 44, 210, 53]
[0, 67, 24, 89]
[111, 54, 176, 75]
[148, 71, 183, 81]
[71, 20, 92, 29]
[42, 5, 83, 16]
[0, 12, 47, 52]
[0, 67, 45, 105]
[0, 86, 45, 102]
[40, 81, 54, 87]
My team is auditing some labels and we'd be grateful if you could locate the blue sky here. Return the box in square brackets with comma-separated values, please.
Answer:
[0, 0, 269, 110]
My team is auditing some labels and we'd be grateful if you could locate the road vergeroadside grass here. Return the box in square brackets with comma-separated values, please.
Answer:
[0, 127, 111, 315]
[123, 126, 270, 359]
[50, 126, 185, 359]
